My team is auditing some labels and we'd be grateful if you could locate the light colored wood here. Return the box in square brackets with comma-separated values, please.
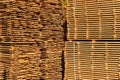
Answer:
[67, 0, 120, 40]
[65, 41, 120, 80]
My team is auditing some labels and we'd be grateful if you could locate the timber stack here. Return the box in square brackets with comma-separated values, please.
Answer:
[0, 0, 64, 80]
[39, 0, 64, 79]
[65, 0, 120, 80]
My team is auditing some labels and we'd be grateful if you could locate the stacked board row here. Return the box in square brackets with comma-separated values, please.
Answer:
[11, 44, 41, 80]
[0, 1, 42, 42]
[39, 0, 64, 79]
[0, 0, 64, 42]
[65, 41, 120, 80]
[39, 41, 64, 80]
[0, 41, 64, 80]
[0, 43, 41, 80]
[0, 0, 64, 80]
[67, 0, 120, 40]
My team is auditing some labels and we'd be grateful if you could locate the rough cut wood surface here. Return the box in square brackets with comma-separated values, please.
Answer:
[39, 0, 64, 79]
[0, 0, 64, 80]
[11, 44, 41, 80]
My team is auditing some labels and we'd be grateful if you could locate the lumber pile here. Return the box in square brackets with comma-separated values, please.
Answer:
[0, 62, 4, 80]
[39, 0, 64, 79]
[0, 44, 12, 80]
[1, 1, 41, 42]
[0, 0, 64, 80]
[0, 53, 5, 80]
[39, 41, 64, 80]
[11, 44, 41, 80]
[67, 0, 120, 40]
[65, 0, 120, 80]
[65, 41, 120, 80]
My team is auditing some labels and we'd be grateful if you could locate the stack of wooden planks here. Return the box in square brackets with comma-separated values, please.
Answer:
[11, 44, 41, 80]
[65, 41, 120, 80]
[39, 0, 64, 79]
[65, 0, 120, 80]
[0, 43, 12, 80]
[67, 0, 120, 40]
[0, 60, 4, 80]
[0, 0, 41, 42]
[0, 0, 64, 80]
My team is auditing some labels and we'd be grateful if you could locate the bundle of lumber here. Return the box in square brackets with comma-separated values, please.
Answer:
[0, 43, 12, 80]
[0, 61, 4, 80]
[0, 1, 42, 42]
[39, 0, 64, 79]
[65, 41, 120, 80]
[11, 44, 41, 80]
[0, 0, 64, 80]
[39, 41, 64, 80]
[67, 0, 120, 40]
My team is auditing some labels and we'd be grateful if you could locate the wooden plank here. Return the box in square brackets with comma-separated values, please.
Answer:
[65, 41, 120, 80]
